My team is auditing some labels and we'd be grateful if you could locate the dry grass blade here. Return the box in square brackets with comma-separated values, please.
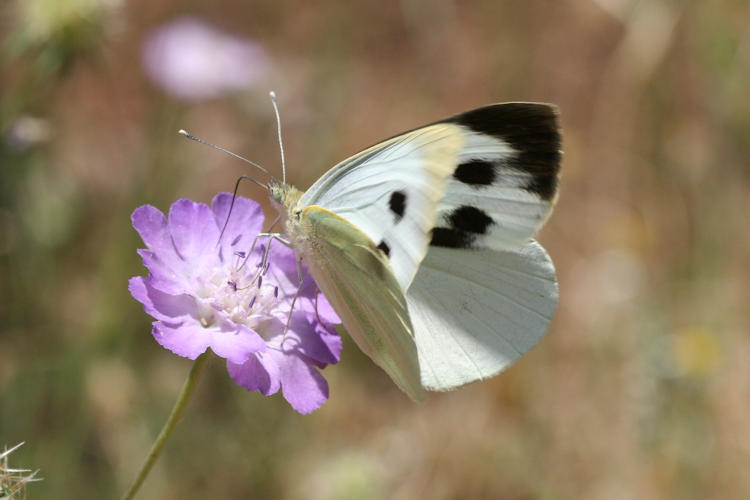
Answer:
[1, 443, 42, 500]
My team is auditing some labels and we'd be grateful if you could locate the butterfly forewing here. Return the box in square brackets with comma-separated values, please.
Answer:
[298, 125, 464, 291]
[430, 103, 561, 251]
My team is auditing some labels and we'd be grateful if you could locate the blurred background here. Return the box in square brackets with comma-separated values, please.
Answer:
[1, 0, 749, 498]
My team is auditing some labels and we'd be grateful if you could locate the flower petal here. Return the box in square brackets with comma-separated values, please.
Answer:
[132, 205, 183, 268]
[136, 249, 189, 294]
[313, 292, 341, 325]
[229, 339, 332, 413]
[227, 354, 279, 396]
[129, 276, 196, 321]
[280, 311, 341, 365]
[152, 321, 213, 360]
[211, 193, 264, 261]
[208, 322, 266, 364]
[316, 323, 344, 365]
[168, 199, 220, 266]
[132, 205, 194, 293]
[263, 243, 305, 296]
[288, 290, 340, 324]
[152, 319, 265, 363]
[273, 348, 330, 414]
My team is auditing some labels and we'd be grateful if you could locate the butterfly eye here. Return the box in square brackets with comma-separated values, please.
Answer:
[293, 209, 302, 220]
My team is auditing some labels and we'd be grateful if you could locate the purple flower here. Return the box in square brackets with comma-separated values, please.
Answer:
[141, 16, 270, 101]
[129, 194, 342, 414]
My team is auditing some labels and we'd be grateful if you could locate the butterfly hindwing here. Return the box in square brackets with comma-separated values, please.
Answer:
[406, 240, 558, 391]
[294, 205, 426, 402]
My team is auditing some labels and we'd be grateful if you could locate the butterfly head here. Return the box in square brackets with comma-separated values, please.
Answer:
[269, 181, 303, 220]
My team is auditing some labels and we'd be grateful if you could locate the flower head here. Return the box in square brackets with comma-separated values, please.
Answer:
[141, 16, 270, 101]
[1, 442, 41, 497]
[129, 193, 341, 413]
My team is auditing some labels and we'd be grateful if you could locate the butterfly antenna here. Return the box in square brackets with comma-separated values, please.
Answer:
[215, 174, 267, 247]
[269, 91, 287, 184]
[178, 129, 280, 183]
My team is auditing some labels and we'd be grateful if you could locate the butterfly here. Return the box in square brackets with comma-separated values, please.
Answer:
[267, 102, 561, 401]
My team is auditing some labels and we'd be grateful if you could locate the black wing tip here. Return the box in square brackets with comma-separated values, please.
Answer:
[447, 102, 561, 154]
[447, 102, 562, 201]
[525, 170, 559, 201]
[448, 102, 560, 131]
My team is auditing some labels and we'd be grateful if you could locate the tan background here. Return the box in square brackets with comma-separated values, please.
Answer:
[1, 0, 749, 498]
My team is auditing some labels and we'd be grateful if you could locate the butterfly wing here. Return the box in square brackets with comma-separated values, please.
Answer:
[405, 104, 562, 390]
[297, 103, 560, 292]
[406, 241, 558, 391]
[431, 103, 561, 251]
[288, 103, 562, 397]
[293, 205, 426, 402]
[298, 124, 464, 291]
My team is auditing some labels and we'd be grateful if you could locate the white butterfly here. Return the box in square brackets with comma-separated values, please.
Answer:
[263, 101, 561, 401]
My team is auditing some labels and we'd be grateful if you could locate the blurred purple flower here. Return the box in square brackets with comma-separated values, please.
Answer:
[129, 194, 342, 414]
[141, 17, 270, 101]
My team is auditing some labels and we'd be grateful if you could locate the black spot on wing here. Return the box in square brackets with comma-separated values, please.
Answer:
[448, 206, 494, 234]
[444, 103, 561, 201]
[430, 227, 476, 249]
[377, 240, 391, 257]
[430, 206, 495, 248]
[453, 159, 496, 186]
[388, 191, 407, 222]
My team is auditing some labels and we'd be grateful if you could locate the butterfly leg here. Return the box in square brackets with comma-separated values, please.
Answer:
[234, 232, 308, 343]
[265, 214, 281, 233]
[236, 231, 289, 285]
[314, 289, 323, 325]
[250, 233, 305, 344]
[235, 232, 269, 273]
[280, 257, 305, 345]
[254, 232, 291, 272]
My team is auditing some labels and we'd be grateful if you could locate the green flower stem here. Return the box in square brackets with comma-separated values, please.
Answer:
[121, 352, 210, 500]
